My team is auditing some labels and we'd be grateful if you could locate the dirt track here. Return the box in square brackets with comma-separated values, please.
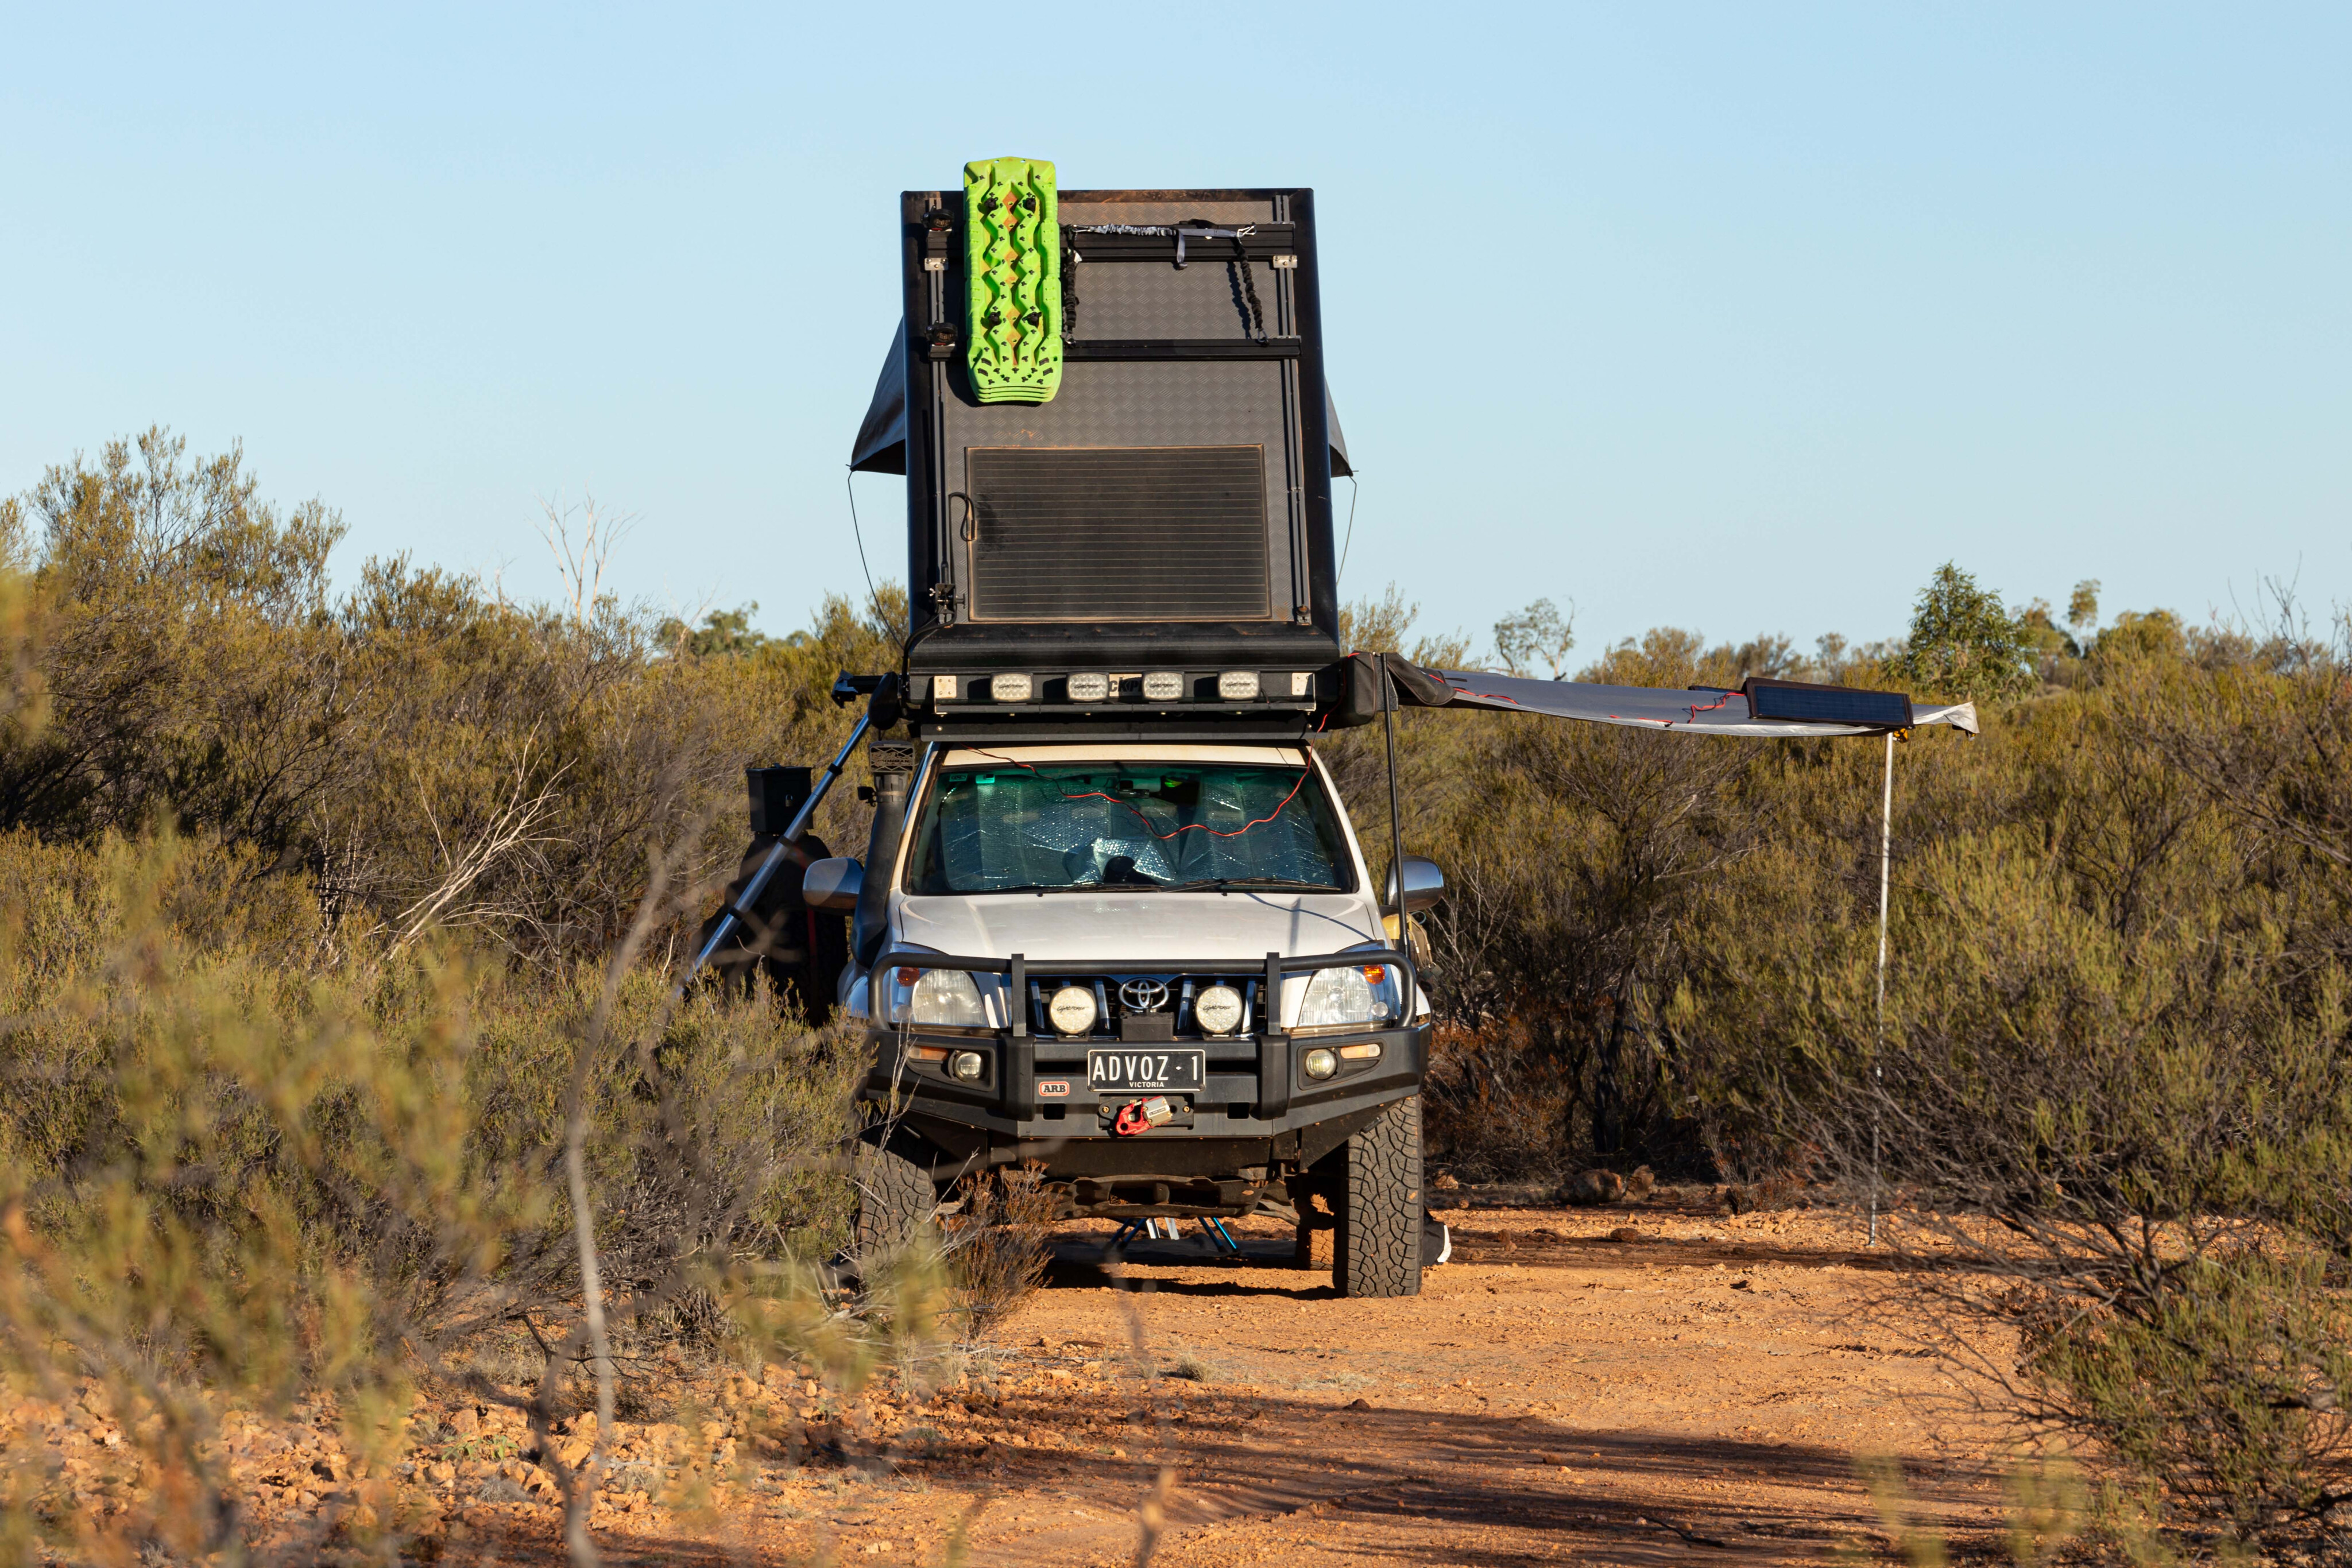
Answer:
[22, 1202, 2009, 1563]
[579, 1201, 2007, 1566]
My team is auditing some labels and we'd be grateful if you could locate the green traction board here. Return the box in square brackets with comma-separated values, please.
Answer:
[964, 156, 1061, 404]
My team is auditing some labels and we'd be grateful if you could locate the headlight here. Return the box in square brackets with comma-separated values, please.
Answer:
[1295, 963, 1402, 1029]
[1193, 984, 1244, 1036]
[884, 966, 992, 1028]
[1047, 985, 1098, 1036]
[1302, 1047, 1339, 1080]
[949, 1050, 987, 1082]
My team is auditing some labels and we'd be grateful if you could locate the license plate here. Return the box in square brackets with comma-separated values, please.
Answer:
[1086, 1048, 1206, 1094]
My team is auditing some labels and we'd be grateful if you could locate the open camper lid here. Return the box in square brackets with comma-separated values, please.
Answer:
[849, 316, 1354, 479]
[873, 180, 1350, 725]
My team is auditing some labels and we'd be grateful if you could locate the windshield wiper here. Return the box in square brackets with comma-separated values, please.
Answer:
[954, 877, 1336, 896]
[963, 882, 1163, 895]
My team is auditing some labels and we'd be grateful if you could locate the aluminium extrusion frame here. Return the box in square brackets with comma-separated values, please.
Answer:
[895, 187, 1344, 678]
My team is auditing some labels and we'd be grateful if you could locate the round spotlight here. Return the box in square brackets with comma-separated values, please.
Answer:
[1302, 1047, 1339, 1081]
[1047, 985, 1099, 1036]
[949, 1050, 986, 1082]
[1193, 984, 1244, 1036]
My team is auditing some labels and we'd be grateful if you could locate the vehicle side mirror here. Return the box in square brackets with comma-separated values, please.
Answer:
[802, 857, 864, 912]
[1383, 855, 1447, 915]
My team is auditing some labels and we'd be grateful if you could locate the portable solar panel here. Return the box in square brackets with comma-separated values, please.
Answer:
[1742, 678, 1914, 729]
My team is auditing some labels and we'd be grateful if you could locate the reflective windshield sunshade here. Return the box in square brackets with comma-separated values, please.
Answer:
[905, 762, 1352, 895]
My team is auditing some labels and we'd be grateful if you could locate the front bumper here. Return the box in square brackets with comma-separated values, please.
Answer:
[854, 946, 1429, 1179]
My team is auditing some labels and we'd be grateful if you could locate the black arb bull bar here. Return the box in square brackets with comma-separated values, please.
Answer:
[857, 946, 1429, 1155]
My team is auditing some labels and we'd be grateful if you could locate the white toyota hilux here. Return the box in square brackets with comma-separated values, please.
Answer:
[803, 737, 1444, 1297]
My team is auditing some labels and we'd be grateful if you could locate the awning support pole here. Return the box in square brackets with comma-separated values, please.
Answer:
[1381, 653, 1407, 935]
[1869, 729, 1893, 1246]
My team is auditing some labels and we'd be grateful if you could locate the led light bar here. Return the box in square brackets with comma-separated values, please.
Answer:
[1218, 671, 1260, 700]
[990, 673, 1032, 702]
[1066, 672, 1109, 702]
[1142, 671, 1183, 700]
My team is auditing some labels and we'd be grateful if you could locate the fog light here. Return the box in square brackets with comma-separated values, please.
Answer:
[1302, 1047, 1339, 1081]
[1193, 984, 1244, 1036]
[1067, 672, 1109, 702]
[1048, 985, 1098, 1036]
[1217, 671, 1260, 700]
[931, 674, 958, 702]
[1142, 671, 1183, 700]
[949, 1050, 985, 1082]
[991, 673, 1032, 702]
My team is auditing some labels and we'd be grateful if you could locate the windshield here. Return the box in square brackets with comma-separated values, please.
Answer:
[904, 758, 1355, 895]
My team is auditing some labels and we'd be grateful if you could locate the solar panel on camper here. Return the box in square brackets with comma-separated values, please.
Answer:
[964, 446, 1271, 622]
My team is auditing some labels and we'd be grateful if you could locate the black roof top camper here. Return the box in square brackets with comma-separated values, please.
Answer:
[852, 170, 1350, 737]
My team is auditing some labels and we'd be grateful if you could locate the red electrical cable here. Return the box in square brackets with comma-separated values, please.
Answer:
[962, 750, 1312, 841]
[1682, 692, 1735, 723]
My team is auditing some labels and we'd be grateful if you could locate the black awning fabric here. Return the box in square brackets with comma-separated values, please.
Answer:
[847, 318, 1355, 478]
[849, 319, 910, 475]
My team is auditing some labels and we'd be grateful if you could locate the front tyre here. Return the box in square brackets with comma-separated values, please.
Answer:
[1333, 1095, 1423, 1299]
[851, 1132, 939, 1264]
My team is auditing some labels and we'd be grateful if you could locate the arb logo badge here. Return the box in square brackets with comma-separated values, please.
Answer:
[1036, 1079, 1070, 1098]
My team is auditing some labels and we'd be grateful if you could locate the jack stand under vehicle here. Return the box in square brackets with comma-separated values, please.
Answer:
[1105, 1217, 1244, 1257]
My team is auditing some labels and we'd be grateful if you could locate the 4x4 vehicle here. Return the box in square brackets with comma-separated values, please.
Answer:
[696, 167, 1446, 1295]
[804, 737, 1443, 1297]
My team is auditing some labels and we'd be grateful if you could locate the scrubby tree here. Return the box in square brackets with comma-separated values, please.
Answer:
[1893, 561, 2034, 702]
[2067, 577, 2102, 638]
[1492, 597, 1575, 678]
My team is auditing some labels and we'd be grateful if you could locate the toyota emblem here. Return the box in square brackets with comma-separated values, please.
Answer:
[1118, 978, 1171, 1013]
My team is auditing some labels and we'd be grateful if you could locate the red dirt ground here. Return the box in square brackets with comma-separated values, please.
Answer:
[566, 1202, 2000, 1565]
[13, 1201, 2010, 1565]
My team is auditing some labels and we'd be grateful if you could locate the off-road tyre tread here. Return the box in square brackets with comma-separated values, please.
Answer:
[1335, 1096, 1422, 1298]
[852, 1133, 938, 1262]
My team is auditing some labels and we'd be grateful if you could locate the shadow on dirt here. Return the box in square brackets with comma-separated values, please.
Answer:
[1445, 1226, 1930, 1274]
[1042, 1221, 1933, 1289]
[919, 1388, 1987, 1568]
[1042, 1244, 1339, 1299]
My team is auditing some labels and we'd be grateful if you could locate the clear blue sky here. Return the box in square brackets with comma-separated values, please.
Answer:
[5, 3, 2346, 661]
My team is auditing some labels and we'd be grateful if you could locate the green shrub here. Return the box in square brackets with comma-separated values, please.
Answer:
[0, 831, 862, 1560]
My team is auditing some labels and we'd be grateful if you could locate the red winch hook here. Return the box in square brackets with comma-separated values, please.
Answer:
[1112, 1096, 1175, 1136]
